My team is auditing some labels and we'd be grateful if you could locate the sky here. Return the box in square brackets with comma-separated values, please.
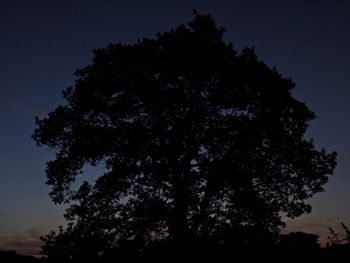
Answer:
[0, 0, 350, 256]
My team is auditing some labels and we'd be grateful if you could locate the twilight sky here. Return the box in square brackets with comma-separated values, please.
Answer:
[1, 0, 350, 256]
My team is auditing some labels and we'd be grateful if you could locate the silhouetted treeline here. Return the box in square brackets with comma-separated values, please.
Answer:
[97, 237, 350, 263]
[5, 232, 350, 263]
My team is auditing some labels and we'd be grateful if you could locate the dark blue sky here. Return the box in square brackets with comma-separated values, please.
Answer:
[0, 0, 349, 255]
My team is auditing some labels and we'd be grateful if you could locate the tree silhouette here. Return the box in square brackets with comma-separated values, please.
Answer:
[328, 223, 350, 246]
[279, 232, 320, 253]
[33, 12, 337, 259]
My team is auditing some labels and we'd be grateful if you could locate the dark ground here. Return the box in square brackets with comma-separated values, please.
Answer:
[2, 244, 350, 263]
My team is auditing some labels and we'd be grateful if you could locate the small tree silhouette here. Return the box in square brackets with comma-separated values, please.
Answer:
[328, 223, 350, 246]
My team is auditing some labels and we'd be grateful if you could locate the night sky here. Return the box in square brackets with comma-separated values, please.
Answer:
[0, 0, 349, 256]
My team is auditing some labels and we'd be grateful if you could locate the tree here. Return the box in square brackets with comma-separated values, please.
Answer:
[279, 232, 320, 253]
[33, 13, 337, 259]
[328, 223, 350, 246]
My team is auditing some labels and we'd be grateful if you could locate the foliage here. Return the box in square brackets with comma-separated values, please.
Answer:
[33, 12, 337, 259]
[279, 232, 320, 254]
[328, 223, 350, 246]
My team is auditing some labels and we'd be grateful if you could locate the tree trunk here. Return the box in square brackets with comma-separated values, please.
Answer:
[173, 174, 189, 242]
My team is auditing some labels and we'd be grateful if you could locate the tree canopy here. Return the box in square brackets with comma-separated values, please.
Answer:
[33, 13, 336, 259]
